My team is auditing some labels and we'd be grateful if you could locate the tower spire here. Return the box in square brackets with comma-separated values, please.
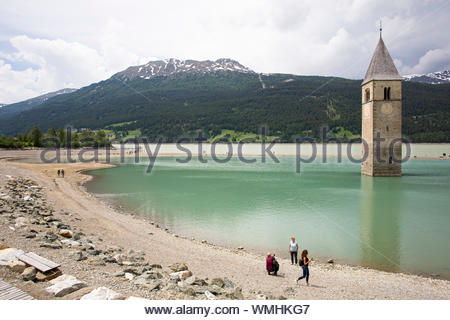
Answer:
[379, 20, 382, 38]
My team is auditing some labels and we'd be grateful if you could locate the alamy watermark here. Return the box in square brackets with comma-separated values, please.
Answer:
[39, 126, 411, 173]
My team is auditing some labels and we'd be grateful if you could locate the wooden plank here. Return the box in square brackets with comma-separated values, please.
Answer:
[26, 252, 60, 269]
[17, 252, 59, 273]
[17, 254, 52, 272]
[0, 280, 34, 300]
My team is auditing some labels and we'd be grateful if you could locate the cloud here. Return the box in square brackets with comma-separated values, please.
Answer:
[0, 35, 151, 103]
[0, 0, 449, 103]
[401, 47, 450, 75]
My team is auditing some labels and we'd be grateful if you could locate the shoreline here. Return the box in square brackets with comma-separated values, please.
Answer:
[1, 149, 449, 299]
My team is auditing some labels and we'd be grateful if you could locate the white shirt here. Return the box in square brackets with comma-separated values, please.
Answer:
[290, 240, 298, 252]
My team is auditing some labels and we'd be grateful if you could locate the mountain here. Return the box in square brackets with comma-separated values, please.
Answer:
[0, 104, 6, 108]
[0, 88, 77, 119]
[404, 69, 450, 84]
[1, 59, 450, 142]
[115, 58, 253, 81]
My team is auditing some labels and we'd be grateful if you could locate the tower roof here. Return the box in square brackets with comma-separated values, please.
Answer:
[362, 36, 402, 85]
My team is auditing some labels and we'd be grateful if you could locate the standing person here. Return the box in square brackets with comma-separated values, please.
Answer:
[57, 169, 60, 177]
[296, 250, 312, 286]
[61, 169, 65, 178]
[289, 236, 298, 265]
[266, 252, 274, 275]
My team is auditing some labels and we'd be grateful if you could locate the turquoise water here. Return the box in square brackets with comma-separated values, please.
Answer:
[86, 157, 450, 278]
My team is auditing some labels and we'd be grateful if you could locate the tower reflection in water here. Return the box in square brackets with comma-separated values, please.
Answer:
[360, 175, 402, 272]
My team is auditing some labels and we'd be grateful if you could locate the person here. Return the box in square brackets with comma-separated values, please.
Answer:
[266, 252, 273, 275]
[296, 249, 312, 286]
[61, 169, 65, 178]
[272, 254, 279, 276]
[289, 236, 298, 265]
[57, 169, 60, 177]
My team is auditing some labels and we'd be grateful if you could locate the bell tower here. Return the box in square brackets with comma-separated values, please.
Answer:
[361, 29, 402, 176]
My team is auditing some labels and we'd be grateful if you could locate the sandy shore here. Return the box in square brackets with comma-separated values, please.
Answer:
[0, 149, 449, 299]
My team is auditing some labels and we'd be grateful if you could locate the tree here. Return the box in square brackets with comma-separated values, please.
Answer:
[57, 128, 66, 147]
[28, 126, 43, 147]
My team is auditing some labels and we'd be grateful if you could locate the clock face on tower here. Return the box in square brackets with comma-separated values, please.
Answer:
[381, 103, 393, 115]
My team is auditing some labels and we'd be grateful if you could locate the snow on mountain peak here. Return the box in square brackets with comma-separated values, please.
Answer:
[403, 69, 450, 84]
[114, 58, 254, 81]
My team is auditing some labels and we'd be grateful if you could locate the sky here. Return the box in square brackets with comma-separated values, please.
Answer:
[0, 0, 449, 104]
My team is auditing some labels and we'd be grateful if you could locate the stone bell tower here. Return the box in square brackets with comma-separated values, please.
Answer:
[361, 29, 402, 176]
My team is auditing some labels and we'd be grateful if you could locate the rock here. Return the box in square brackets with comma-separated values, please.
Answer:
[50, 274, 77, 284]
[22, 267, 37, 281]
[112, 271, 125, 277]
[63, 287, 95, 300]
[168, 262, 188, 272]
[106, 245, 122, 253]
[80, 287, 125, 300]
[59, 229, 73, 238]
[87, 249, 101, 256]
[39, 212, 52, 217]
[71, 251, 87, 261]
[192, 278, 208, 286]
[237, 246, 244, 250]
[182, 287, 197, 297]
[7, 260, 26, 273]
[61, 239, 82, 247]
[25, 233, 36, 239]
[35, 268, 62, 282]
[170, 270, 193, 280]
[184, 275, 197, 286]
[23, 196, 33, 201]
[327, 259, 334, 264]
[210, 278, 225, 288]
[124, 273, 134, 281]
[0, 248, 24, 265]
[204, 290, 216, 300]
[223, 278, 235, 289]
[139, 270, 163, 280]
[15, 217, 29, 228]
[89, 258, 106, 266]
[46, 277, 87, 297]
[224, 287, 244, 300]
[201, 240, 208, 244]
[134, 278, 161, 291]
[150, 264, 162, 269]
[40, 241, 62, 249]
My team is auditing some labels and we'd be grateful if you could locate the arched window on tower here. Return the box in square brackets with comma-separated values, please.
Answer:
[384, 87, 391, 100]
[365, 88, 370, 102]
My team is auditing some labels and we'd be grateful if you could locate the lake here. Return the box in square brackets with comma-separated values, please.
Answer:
[85, 152, 450, 279]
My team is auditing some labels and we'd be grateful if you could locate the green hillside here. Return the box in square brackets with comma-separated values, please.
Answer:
[1, 72, 449, 142]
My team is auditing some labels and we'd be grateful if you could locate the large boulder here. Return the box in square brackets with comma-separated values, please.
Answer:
[21, 267, 37, 281]
[7, 260, 26, 273]
[46, 275, 87, 297]
[80, 287, 124, 300]
[0, 248, 24, 265]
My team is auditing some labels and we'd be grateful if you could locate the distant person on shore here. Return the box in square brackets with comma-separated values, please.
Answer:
[289, 236, 298, 265]
[57, 169, 60, 177]
[61, 169, 65, 178]
[296, 249, 312, 286]
[266, 252, 273, 275]
[272, 254, 279, 276]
